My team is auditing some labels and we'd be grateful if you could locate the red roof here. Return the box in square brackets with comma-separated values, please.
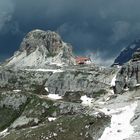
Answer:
[75, 56, 91, 64]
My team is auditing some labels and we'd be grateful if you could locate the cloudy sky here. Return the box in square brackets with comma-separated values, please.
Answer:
[1, 0, 140, 65]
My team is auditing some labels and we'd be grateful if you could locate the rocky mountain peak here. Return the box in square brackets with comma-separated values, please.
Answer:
[113, 38, 140, 65]
[20, 29, 62, 56]
[5, 29, 76, 68]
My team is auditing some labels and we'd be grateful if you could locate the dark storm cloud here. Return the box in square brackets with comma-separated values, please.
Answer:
[0, 0, 14, 31]
[1, 0, 140, 65]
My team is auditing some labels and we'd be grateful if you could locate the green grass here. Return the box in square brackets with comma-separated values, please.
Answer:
[22, 95, 59, 120]
[0, 107, 19, 131]
[1, 114, 110, 140]
[0, 98, 30, 131]
[93, 89, 107, 98]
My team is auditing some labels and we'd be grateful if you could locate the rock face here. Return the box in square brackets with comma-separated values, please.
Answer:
[1, 113, 110, 140]
[2, 29, 140, 140]
[0, 83, 111, 140]
[5, 30, 75, 68]
[113, 38, 140, 65]
[0, 62, 115, 140]
[0, 65, 115, 97]
[0, 40, 116, 139]
[132, 48, 140, 61]
[115, 48, 140, 93]
[0, 91, 29, 131]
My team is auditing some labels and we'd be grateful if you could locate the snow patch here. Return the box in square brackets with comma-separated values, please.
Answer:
[99, 102, 137, 140]
[53, 133, 57, 136]
[31, 126, 39, 129]
[93, 112, 99, 115]
[25, 68, 64, 73]
[80, 95, 92, 106]
[107, 89, 114, 95]
[111, 74, 117, 87]
[98, 102, 105, 105]
[13, 89, 21, 93]
[85, 60, 92, 65]
[45, 87, 49, 92]
[0, 128, 9, 137]
[124, 88, 129, 92]
[51, 62, 64, 67]
[135, 83, 140, 87]
[48, 117, 56, 122]
[47, 94, 62, 100]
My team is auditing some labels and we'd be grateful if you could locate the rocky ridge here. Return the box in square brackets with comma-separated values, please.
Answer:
[0, 30, 140, 140]
[113, 38, 140, 65]
[115, 48, 140, 94]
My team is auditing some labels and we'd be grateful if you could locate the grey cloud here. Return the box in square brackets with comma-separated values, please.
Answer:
[109, 21, 131, 44]
[0, 0, 14, 31]
[1, 0, 140, 65]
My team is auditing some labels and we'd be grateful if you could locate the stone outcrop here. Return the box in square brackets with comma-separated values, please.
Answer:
[115, 48, 140, 93]
[0, 65, 115, 97]
[132, 48, 140, 62]
[113, 38, 140, 65]
[4, 30, 75, 68]
[0, 61, 115, 139]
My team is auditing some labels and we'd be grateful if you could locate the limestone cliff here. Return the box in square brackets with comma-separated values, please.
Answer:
[5, 30, 75, 68]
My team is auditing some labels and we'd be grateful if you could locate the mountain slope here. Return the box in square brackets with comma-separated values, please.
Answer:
[5, 29, 75, 68]
[114, 38, 140, 65]
[115, 48, 140, 94]
[1, 29, 140, 140]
